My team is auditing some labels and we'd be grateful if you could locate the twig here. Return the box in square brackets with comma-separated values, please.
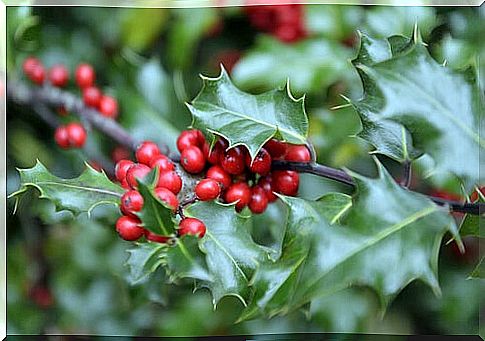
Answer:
[401, 161, 412, 188]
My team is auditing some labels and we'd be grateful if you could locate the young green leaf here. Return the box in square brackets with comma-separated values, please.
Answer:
[351, 29, 484, 188]
[10, 160, 124, 216]
[240, 160, 460, 321]
[184, 201, 271, 306]
[187, 67, 308, 159]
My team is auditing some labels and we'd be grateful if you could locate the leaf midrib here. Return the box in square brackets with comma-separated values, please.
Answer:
[28, 181, 122, 197]
[199, 101, 305, 142]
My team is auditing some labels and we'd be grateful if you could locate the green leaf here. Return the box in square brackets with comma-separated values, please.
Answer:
[136, 171, 176, 236]
[240, 160, 460, 320]
[10, 160, 124, 216]
[187, 68, 308, 159]
[231, 36, 353, 95]
[120, 9, 168, 52]
[305, 5, 363, 41]
[185, 201, 270, 306]
[125, 242, 165, 285]
[459, 193, 484, 238]
[468, 256, 484, 279]
[351, 30, 484, 187]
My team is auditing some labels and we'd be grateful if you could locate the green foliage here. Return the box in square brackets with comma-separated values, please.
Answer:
[188, 68, 308, 159]
[10, 160, 124, 216]
[351, 29, 484, 189]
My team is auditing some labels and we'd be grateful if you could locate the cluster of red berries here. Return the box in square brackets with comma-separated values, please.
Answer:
[245, 4, 307, 43]
[22, 57, 119, 150]
[113, 129, 310, 244]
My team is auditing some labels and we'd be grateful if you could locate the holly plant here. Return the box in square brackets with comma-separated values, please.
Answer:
[7, 22, 483, 324]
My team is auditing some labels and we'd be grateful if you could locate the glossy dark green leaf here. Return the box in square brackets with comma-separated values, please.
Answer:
[136, 171, 176, 236]
[459, 193, 484, 238]
[351, 30, 484, 187]
[187, 68, 308, 159]
[231, 36, 353, 94]
[10, 160, 124, 216]
[125, 242, 165, 285]
[185, 201, 270, 306]
[240, 160, 460, 320]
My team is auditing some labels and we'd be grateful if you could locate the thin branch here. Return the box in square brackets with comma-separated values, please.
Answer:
[401, 161, 412, 188]
[273, 160, 483, 215]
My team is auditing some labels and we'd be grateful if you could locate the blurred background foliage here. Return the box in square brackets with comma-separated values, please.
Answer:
[6, 4, 484, 336]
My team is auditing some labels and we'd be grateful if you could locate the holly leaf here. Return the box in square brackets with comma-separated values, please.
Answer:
[468, 257, 484, 279]
[231, 36, 353, 95]
[9, 160, 124, 216]
[187, 67, 308, 159]
[459, 192, 484, 238]
[240, 160, 460, 321]
[351, 29, 484, 187]
[125, 242, 165, 285]
[185, 201, 270, 306]
[136, 170, 176, 236]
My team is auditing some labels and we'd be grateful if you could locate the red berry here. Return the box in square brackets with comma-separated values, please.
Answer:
[470, 187, 485, 202]
[144, 230, 170, 243]
[99, 95, 118, 119]
[249, 186, 268, 214]
[121, 179, 130, 190]
[195, 129, 206, 145]
[203, 138, 228, 165]
[150, 155, 174, 172]
[181, 145, 206, 174]
[83, 86, 102, 108]
[75, 63, 95, 88]
[177, 130, 200, 152]
[154, 187, 179, 211]
[178, 217, 206, 238]
[195, 178, 221, 201]
[115, 216, 144, 241]
[135, 141, 161, 165]
[115, 159, 135, 182]
[221, 146, 246, 175]
[264, 139, 287, 159]
[23, 57, 40, 76]
[272, 170, 299, 196]
[285, 145, 311, 162]
[111, 146, 131, 163]
[157, 170, 182, 194]
[48, 64, 69, 87]
[206, 165, 232, 189]
[258, 175, 278, 202]
[120, 190, 144, 217]
[246, 148, 272, 175]
[54, 125, 70, 149]
[66, 123, 87, 148]
[88, 160, 103, 172]
[30, 64, 45, 85]
[225, 182, 251, 211]
[126, 164, 151, 189]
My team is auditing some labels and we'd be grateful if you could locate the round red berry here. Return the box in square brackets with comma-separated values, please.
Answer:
[83, 86, 102, 108]
[258, 175, 278, 202]
[181, 145, 205, 174]
[48, 64, 69, 87]
[225, 182, 251, 211]
[249, 186, 268, 214]
[204, 138, 228, 165]
[99, 95, 118, 119]
[126, 164, 151, 189]
[264, 139, 287, 159]
[176, 130, 200, 153]
[157, 170, 182, 194]
[23, 57, 40, 76]
[178, 217, 206, 238]
[285, 145, 311, 162]
[272, 170, 299, 196]
[54, 125, 70, 149]
[75, 63, 95, 88]
[154, 187, 179, 211]
[135, 141, 161, 165]
[66, 123, 87, 148]
[120, 190, 144, 217]
[150, 155, 174, 172]
[246, 148, 272, 175]
[206, 165, 232, 189]
[30, 64, 45, 85]
[221, 146, 246, 175]
[144, 230, 169, 243]
[195, 178, 221, 201]
[116, 216, 144, 241]
[115, 159, 135, 182]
